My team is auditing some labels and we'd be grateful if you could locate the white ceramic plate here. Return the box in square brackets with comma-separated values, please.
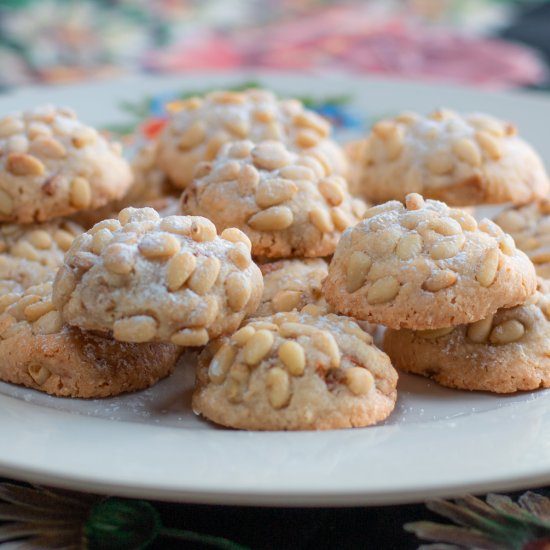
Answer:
[1, 72, 550, 506]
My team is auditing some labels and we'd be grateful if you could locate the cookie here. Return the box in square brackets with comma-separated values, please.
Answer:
[0, 104, 133, 223]
[180, 140, 366, 258]
[323, 193, 537, 330]
[349, 109, 549, 206]
[192, 310, 397, 430]
[493, 199, 550, 279]
[53, 207, 263, 346]
[256, 258, 328, 317]
[70, 140, 178, 229]
[384, 281, 550, 393]
[0, 282, 179, 397]
[0, 219, 83, 288]
[156, 89, 348, 188]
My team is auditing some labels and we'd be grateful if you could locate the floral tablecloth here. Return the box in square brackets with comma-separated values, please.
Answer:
[2, 1, 550, 548]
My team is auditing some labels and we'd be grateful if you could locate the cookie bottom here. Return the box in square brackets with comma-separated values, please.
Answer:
[0, 326, 181, 398]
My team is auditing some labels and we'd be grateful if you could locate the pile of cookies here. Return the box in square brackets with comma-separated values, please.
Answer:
[1, 91, 549, 431]
[0, 105, 180, 397]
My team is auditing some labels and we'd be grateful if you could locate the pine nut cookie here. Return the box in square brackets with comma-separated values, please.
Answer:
[156, 89, 348, 188]
[0, 104, 132, 223]
[255, 258, 328, 317]
[323, 193, 537, 330]
[384, 281, 550, 393]
[0, 219, 83, 288]
[70, 140, 177, 229]
[0, 282, 179, 398]
[180, 140, 366, 258]
[493, 199, 550, 279]
[192, 310, 397, 430]
[52, 207, 263, 346]
[349, 109, 549, 206]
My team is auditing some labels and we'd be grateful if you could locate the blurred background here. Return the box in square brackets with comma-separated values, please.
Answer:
[0, 0, 549, 91]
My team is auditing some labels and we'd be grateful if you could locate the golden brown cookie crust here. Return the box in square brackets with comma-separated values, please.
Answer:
[323, 194, 537, 330]
[180, 140, 366, 258]
[193, 311, 397, 430]
[0, 105, 133, 223]
[384, 283, 550, 393]
[350, 109, 549, 206]
[0, 282, 179, 397]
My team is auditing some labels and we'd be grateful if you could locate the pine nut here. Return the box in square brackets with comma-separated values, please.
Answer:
[467, 315, 494, 343]
[242, 329, 274, 365]
[6, 153, 45, 176]
[293, 111, 330, 137]
[178, 120, 206, 150]
[224, 118, 249, 138]
[272, 290, 302, 312]
[346, 251, 372, 292]
[449, 210, 478, 232]
[499, 234, 516, 256]
[25, 300, 55, 322]
[345, 367, 374, 396]
[278, 340, 306, 376]
[188, 256, 221, 295]
[30, 136, 67, 158]
[423, 269, 458, 292]
[27, 230, 53, 250]
[190, 219, 217, 242]
[221, 228, 252, 250]
[475, 130, 502, 160]
[208, 343, 236, 384]
[11, 241, 40, 262]
[430, 234, 465, 260]
[453, 138, 481, 166]
[312, 330, 340, 368]
[279, 322, 318, 337]
[476, 248, 499, 287]
[295, 129, 320, 148]
[166, 252, 196, 291]
[113, 316, 157, 342]
[426, 152, 454, 175]
[278, 165, 315, 181]
[266, 367, 291, 409]
[237, 164, 260, 194]
[489, 319, 525, 345]
[171, 328, 209, 346]
[91, 228, 113, 255]
[248, 206, 293, 231]
[72, 127, 97, 148]
[52, 267, 76, 305]
[228, 242, 251, 269]
[139, 233, 181, 258]
[331, 208, 352, 231]
[255, 178, 297, 208]
[395, 233, 423, 260]
[0, 189, 14, 215]
[309, 207, 334, 233]
[366, 276, 400, 304]
[363, 201, 403, 220]
[251, 142, 291, 171]
[318, 177, 345, 206]
[232, 326, 256, 346]
[225, 272, 252, 311]
[428, 217, 463, 236]
[69, 177, 92, 209]
[103, 244, 134, 275]
[54, 229, 75, 251]
[28, 365, 51, 386]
